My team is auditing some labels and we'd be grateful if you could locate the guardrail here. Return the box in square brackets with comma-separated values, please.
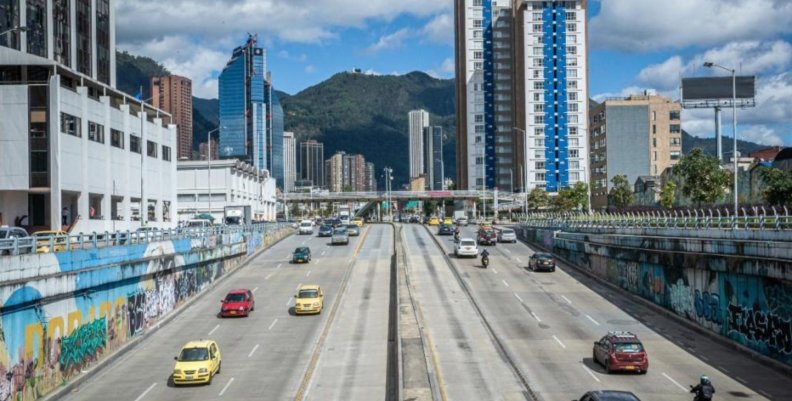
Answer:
[516, 206, 792, 231]
[0, 223, 290, 257]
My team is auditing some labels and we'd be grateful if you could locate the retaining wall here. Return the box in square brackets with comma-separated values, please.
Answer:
[0, 228, 291, 401]
[517, 226, 792, 369]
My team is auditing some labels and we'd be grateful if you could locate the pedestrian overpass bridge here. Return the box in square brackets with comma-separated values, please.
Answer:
[283, 190, 485, 203]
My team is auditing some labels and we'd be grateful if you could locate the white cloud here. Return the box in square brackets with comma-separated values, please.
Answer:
[365, 28, 413, 53]
[739, 125, 785, 146]
[590, 0, 792, 51]
[304, 65, 316, 74]
[425, 57, 455, 78]
[420, 13, 453, 45]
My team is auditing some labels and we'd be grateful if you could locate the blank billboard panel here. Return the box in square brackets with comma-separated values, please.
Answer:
[682, 76, 755, 100]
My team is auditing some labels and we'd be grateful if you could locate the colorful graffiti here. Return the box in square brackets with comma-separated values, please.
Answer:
[59, 318, 106, 376]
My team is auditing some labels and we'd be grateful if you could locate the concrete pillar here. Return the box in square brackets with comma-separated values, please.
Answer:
[48, 75, 62, 231]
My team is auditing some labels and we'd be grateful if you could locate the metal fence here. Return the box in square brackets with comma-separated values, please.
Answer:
[0, 223, 291, 257]
[516, 206, 792, 231]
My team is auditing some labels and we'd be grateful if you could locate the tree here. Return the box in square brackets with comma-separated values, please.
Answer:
[659, 181, 677, 209]
[526, 187, 550, 211]
[553, 182, 589, 212]
[672, 148, 730, 207]
[762, 167, 792, 206]
[609, 175, 634, 209]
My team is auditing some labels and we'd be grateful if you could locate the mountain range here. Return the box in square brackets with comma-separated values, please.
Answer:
[115, 51, 772, 187]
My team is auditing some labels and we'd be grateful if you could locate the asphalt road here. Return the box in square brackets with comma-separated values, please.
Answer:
[424, 224, 788, 401]
[60, 224, 389, 401]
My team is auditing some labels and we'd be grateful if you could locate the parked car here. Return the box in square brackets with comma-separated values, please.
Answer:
[0, 227, 31, 255]
[477, 228, 497, 246]
[317, 225, 334, 237]
[528, 252, 556, 272]
[33, 230, 70, 253]
[574, 391, 641, 401]
[346, 224, 360, 236]
[219, 289, 255, 317]
[592, 331, 649, 374]
[497, 228, 517, 243]
[437, 224, 454, 236]
[292, 247, 312, 263]
[331, 227, 349, 245]
[454, 238, 479, 258]
[172, 340, 222, 385]
[294, 284, 324, 315]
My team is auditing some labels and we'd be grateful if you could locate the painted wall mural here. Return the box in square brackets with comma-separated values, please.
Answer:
[0, 227, 289, 401]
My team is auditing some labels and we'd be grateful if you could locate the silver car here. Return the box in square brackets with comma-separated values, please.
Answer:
[331, 227, 350, 245]
[498, 228, 517, 243]
[346, 224, 360, 236]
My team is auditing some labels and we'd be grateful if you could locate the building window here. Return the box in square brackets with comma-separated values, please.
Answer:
[569, 138, 579, 146]
[533, 70, 541, 79]
[569, 114, 579, 124]
[567, 23, 577, 32]
[567, 58, 578, 67]
[533, 58, 544, 67]
[567, 35, 577, 43]
[111, 129, 124, 149]
[130, 135, 141, 153]
[534, 138, 545, 146]
[535, 150, 544, 159]
[26, 0, 47, 57]
[533, 12, 542, 21]
[88, 121, 104, 143]
[147, 140, 157, 158]
[475, 157, 483, 165]
[534, 93, 542, 102]
[475, 136, 482, 143]
[53, 0, 71, 66]
[569, 92, 578, 101]
[570, 161, 580, 169]
[671, 137, 681, 146]
[653, 137, 657, 148]
[569, 103, 578, 112]
[652, 125, 657, 134]
[671, 151, 681, 160]
[670, 124, 681, 133]
[474, 62, 483, 70]
[473, 19, 483, 28]
[475, 114, 484, 123]
[535, 128, 544, 136]
[475, 124, 485, 133]
[654, 151, 658, 161]
[473, 0, 482, 6]
[534, 104, 544, 113]
[565, 11, 576, 20]
[568, 68, 577, 78]
[473, 30, 482, 38]
[536, 173, 546, 181]
[570, 149, 579, 158]
[474, 51, 483, 59]
[670, 110, 681, 120]
[162, 145, 172, 161]
[76, 0, 92, 75]
[567, 46, 577, 55]
[534, 115, 544, 124]
[60, 113, 81, 137]
[533, 81, 544, 90]
[535, 161, 546, 170]
[533, 47, 543, 56]
[96, 0, 110, 84]
[533, 24, 542, 32]
[568, 80, 577, 89]
[652, 111, 657, 121]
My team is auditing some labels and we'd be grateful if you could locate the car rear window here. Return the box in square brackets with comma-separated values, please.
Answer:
[502, 229, 514, 234]
[300, 222, 312, 227]
[614, 342, 644, 353]
[461, 240, 476, 246]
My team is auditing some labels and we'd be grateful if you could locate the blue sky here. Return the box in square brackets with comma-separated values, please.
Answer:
[117, 0, 792, 146]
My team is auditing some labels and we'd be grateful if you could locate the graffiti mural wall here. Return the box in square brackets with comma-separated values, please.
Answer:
[0, 227, 290, 401]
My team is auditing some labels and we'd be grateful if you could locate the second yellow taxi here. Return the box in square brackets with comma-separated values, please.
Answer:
[294, 284, 324, 315]
[172, 340, 222, 385]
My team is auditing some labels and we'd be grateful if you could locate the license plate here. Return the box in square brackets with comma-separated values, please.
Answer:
[186, 375, 193, 380]
[624, 366, 635, 370]
[230, 311, 236, 315]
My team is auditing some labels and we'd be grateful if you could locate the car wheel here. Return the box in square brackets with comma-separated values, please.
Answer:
[592, 351, 598, 365]
[551, 267, 556, 272]
[640, 369, 647, 375]
[217, 361, 222, 374]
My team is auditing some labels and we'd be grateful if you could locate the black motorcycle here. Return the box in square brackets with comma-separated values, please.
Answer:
[481, 254, 489, 268]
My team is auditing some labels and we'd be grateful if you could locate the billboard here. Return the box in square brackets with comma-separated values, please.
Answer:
[681, 76, 756, 100]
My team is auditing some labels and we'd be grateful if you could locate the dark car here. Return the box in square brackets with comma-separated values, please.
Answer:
[574, 390, 641, 401]
[592, 331, 649, 374]
[220, 289, 255, 317]
[317, 225, 334, 237]
[477, 228, 497, 246]
[437, 224, 454, 236]
[292, 247, 312, 263]
[529, 252, 556, 272]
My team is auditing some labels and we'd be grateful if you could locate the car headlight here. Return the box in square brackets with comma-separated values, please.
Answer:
[239, 306, 245, 311]
[173, 369, 182, 375]
[312, 302, 320, 307]
[198, 368, 208, 373]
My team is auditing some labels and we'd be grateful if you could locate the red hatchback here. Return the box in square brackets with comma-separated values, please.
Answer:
[220, 289, 255, 317]
[592, 331, 648, 374]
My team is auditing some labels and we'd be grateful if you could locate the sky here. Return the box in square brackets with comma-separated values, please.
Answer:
[116, 0, 792, 147]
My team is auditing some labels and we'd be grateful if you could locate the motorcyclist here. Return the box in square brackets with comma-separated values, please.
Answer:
[480, 249, 490, 266]
[690, 375, 715, 401]
[454, 227, 460, 241]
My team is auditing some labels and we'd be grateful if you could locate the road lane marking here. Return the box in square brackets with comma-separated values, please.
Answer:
[492, 268, 499, 274]
[513, 293, 524, 303]
[252, 287, 259, 294]
[296, 282, 302, 290]
[502, 279, 510, 288]
[265, 273, 273, 280]
[321, 250, 326, 256]
[133, 383, 157, 401]
[552, 335, 566, 349]
[585, 315, 601, 326]
[503, 248, 511, 254]
[699, 355, 709, 362]
[736, 376, 747, 384]
[717, 365, 729, 373]
[268, 318, 278, 330]
[515, 257, 522, 263]
[248, 344, 260, 357]
[277, 263, 282, 269]
[561, 295, 572, 304]
[306, 270, 311, 277]
[662, 372, 688, 392]
[218, 377, 235, 397]
[582, 365, 600, 383]
[759, 390, 773, 399]
[531, 311, 542, 322]
[208, 324, 220, 336]
[286, 297, 293, 306]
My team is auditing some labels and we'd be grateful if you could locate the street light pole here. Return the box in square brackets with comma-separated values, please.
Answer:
[206, 126, 223, 221]
[513, 127, 528, 216]
[704, 62, 739, 216]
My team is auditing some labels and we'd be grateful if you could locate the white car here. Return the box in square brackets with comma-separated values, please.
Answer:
[456, 217, 469, 226]
[455, 238, 479, 258]
[498, 228, 517, 243]
[298, 220, 314, 235]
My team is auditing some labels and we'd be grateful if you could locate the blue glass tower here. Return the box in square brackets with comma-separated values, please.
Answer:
[266, 85, 285, 188]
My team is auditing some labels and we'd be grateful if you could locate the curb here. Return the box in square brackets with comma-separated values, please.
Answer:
[514, 227, 792, 379]
[43, 228, 295, 401]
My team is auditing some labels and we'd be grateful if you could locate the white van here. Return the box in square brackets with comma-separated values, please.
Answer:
[298, 220, 314, 235]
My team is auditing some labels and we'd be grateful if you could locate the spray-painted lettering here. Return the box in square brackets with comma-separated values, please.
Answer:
[727, 303, 792, 355]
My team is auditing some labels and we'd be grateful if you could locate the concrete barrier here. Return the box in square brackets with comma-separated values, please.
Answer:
[0, 227, 292, 401]
[517, 225, 792, 370]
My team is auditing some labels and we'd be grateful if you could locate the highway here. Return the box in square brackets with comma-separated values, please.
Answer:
[61, 224, 392, 401]
[56, 223, 792, 401]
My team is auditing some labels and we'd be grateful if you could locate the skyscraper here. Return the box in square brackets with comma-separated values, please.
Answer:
[218, 35, 267, 170]
[300, 140, 325, 188]
[455, 0, 589, 194]
[365, 162, 377, 191]
[424, 126, 445, 190]
[152, 75, 193, 159]
[409, 110, 430, 179]
[266, 78, 285, 188]
[283, 132, 296, 193]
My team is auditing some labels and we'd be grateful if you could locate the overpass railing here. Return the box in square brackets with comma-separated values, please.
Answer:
[517, 207, 792, 231]
[0, 223, 291, 257]
[284, 190, 483, 200]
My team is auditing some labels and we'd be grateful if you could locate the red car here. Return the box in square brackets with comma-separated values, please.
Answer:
[477, 229, 497, 246]
[220, 289, 255, 317]
[592, 331, 649, 374]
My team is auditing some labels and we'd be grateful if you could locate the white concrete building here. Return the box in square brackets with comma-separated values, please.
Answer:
[176, 160, 276, 223]
[283, 131, 296, 193]
[408, 109, 430, 179]
[0, 0, 178, 233]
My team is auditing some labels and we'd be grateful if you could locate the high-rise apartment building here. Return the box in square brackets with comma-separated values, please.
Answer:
[344, 153, 367, 192]
[152, 75, 193, 159]
[218, 35, 267, 170]
[423, 126, 445, 190]
[409, 110, 430, 179]
[365, 162, 377, 191]
[326, 152, 345, 192]
[199, 139, 219, 161]
[455, 0, 589, 194]
[589, 94, 683, 210]
[283, 132, 296, 193]
[300, 140, 325, 188]
[265, 78, 285, 188]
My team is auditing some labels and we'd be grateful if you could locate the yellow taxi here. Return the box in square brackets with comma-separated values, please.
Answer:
[427, 216, 440, 226]
[294, 284, 324, 315]
[172, 340, 222, 385]
[33, 230, 70, 253]
[443, 217, 453, 225]
[352, 217, 364, 227]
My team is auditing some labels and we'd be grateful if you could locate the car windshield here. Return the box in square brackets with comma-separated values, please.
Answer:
[614, 342, 644, 353]
[179, 347, 209, 361]
[460, 240, 476, 246]
[502, 229, 514, 234]
[295, 248, 307, 253]
[347, 225, 357, 229]
[225, 293, 246, 302]
[300, 222, 312, 227]
[334, 228, 347, 234]
[321, 225, 332, 230]
[298, 290, 319, 298]
[0, 231, 7, 239]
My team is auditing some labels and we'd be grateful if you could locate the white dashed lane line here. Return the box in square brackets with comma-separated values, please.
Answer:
[248, 344, 260, 358]
[268, 318, 278, 330]
[502, 279, 510, 288]
[581, 365, 600, 383]
[585, 315, 600, 326]
[252, 287, 259, 294]
[513, 293, 524, 303]
[208, 324, 220, 336]
[552, 335, 566, 349]
[306, 270, 311, 277]
[133, 383, 157, 401]
[561, 295, 572, 304]
[218, 377, 235, 397]
[662, 372, 689, 392]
